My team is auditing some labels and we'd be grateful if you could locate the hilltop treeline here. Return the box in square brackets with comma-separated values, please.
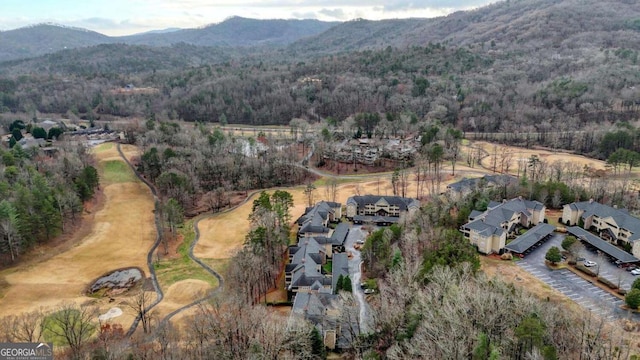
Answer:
[0, 37, 638, 158]
[1, 1, 640, 157]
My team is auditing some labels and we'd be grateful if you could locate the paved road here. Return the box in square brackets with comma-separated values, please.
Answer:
[118, 143, 226, 335]
[516, 233, 640, 322]
[344, 224, 372, 333]
[117, 144, 165, 337]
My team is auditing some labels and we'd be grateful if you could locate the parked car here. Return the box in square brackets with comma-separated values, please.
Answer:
[576, 257, 585, 262]
[627, 265, 638, 272]
[584, 260, 597, 267]
[631, 269, 640, 276]
[364, 289, 375, 294]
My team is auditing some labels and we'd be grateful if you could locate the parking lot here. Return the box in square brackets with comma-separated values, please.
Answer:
[580, 248, 638, 292]
[515, 233, 640, 321]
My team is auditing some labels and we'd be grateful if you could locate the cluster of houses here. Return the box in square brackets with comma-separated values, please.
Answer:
[2, 119, 122, 150]
[289, 195, 419, 350]
[450, 175, 640, 264]
[289, 177, 640, 350]
[326, 138, 419, 166]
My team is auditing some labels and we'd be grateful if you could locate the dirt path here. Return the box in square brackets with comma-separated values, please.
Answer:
[0, 143, 156, 325]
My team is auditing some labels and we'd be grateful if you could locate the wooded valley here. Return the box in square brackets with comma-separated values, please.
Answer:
[2, 0, 640, 358]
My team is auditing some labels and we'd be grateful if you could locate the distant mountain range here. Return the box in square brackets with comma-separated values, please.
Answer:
[290, 0, 640, 53]
[0, 17, 339, 62]
[2, 0, 639, 65]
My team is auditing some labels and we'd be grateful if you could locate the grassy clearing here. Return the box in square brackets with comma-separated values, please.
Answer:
[202, 258, 231, 278]
[154, 220, 220, 289]
[101, 160, 137, 184]
[93, 142, 114, 153]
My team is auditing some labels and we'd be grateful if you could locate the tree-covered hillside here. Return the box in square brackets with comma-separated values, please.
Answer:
[1, 0, 640, 158]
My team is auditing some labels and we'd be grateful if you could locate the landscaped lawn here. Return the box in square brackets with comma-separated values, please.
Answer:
[322, 261, 333, 274]
[154, 220, 220, 289]
[101, 160, 137, 183]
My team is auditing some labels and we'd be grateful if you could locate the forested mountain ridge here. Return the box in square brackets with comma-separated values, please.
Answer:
[1, 0, 640, 158]
[0, 17, 339, 62]
[0, 24, 111, 63]
[120, 17, 339, 47]
[290, 0, 640, 53]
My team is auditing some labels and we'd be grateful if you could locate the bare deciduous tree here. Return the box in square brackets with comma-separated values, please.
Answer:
[129, 291, 155, 334]
[0, 309, 44, 343]
[44, 303, 97, 360]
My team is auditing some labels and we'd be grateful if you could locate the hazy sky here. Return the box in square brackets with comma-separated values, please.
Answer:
[0, 0, 494, 36]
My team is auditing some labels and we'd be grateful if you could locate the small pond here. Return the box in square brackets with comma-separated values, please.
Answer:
[88, 268, 143, 294]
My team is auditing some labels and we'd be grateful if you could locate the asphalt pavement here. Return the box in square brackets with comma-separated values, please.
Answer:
[515, 233, 640, 321]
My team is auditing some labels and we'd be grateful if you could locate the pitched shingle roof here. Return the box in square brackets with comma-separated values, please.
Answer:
[505, 223, 555, 253]
[330, 223, 350, 245]
[447, 174, 517, 192]
[463, 219, 504, 236]
[572, 201, 640, 242]
[567, 226, 639, 263]
[331, 253, 350, 294]
[346, 195, 419, 211]
[292, 292, 339, 329]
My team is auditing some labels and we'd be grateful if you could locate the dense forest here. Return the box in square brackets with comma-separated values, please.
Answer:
[0, 120, 99, 266]
[2, 1, 640, 158]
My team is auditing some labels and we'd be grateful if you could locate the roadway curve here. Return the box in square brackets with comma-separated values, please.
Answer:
[155, 190, 261, 329]
[116, 143, 164, 337]
[155, 214, 224, 328]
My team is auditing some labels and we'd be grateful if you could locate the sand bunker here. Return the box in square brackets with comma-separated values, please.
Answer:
[98, 307, 123, 321]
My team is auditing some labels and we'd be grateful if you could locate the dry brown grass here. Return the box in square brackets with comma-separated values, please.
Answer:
[470, 141, 606, 173]
[0, 143, 156, 319]
[194, 176, 464, 260]
[153, 279, 211, 320]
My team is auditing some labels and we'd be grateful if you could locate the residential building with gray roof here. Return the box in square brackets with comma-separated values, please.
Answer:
[461, 197, 546, 254]
[562, 200, 640, 259]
